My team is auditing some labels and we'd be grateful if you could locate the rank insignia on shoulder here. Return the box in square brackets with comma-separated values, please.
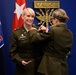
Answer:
[14, 28, 19, 31]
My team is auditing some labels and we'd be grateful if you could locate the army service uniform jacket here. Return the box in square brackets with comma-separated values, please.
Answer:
[29, 24, 73, 75]
[9, 25, 35, 75]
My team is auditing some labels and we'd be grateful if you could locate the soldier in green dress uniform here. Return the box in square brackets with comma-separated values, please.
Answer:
[28, 8, 74, 75]
[9, 7, 43, 75]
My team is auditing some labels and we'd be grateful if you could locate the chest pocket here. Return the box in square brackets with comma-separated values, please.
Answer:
[18, 33, 30, 46]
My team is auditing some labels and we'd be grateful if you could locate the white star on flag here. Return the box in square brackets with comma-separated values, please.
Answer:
[12, 0, 26, 30]
[14, 3, 25, 20]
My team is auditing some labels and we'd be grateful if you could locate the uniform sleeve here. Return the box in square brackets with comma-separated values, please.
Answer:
[28, 28, 53, 43]
[9, 32, 23, 64]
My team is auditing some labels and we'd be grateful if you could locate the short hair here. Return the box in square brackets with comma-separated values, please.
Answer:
[22, 8, 35, 17]
[52, 8, 69, 22]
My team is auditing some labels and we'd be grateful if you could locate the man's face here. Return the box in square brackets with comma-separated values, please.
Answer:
[22, 10, 34, 26]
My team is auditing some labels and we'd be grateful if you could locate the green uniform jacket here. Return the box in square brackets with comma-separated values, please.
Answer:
[9, 25, 35, 75]
[29, 24, 73, 75]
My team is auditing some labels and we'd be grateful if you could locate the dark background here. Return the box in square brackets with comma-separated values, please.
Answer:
[0, 0, 76, 75]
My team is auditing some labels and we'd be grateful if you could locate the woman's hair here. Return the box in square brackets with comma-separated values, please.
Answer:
[52, 8, 69, 22]
[22, 8, 35, 17]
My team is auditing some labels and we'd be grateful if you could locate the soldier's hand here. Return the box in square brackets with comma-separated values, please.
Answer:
[22, 60, 32, 66]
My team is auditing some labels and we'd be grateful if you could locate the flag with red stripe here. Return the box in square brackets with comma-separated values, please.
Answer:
[12, 0, 26, 30]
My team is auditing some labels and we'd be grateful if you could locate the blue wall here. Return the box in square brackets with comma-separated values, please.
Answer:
[0, 0, 76, 75]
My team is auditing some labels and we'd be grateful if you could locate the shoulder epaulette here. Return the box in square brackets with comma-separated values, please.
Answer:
[14, 28, 20, 31]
